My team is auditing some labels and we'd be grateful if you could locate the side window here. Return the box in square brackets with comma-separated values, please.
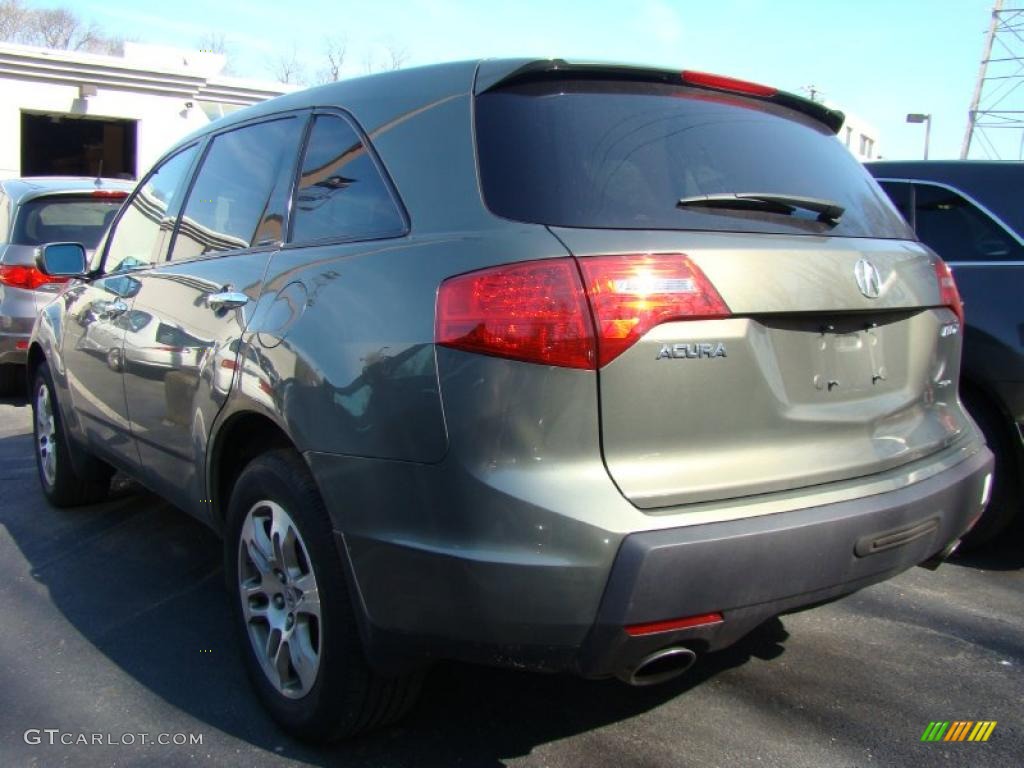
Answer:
[876, 181, 913, 226]
[914, 184, 1024, 263]
[170, 116, 304, 261]
[104, 146, 198, 273]
[291, 114, 404, 244]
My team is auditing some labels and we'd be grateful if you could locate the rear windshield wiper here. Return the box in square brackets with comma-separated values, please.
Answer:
[677, 192, 845, 223]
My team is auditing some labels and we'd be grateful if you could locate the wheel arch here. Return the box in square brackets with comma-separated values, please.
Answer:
[959, 374, 1024, 489]
[26, 342, 45, 399]
[207, 408, 298, 535]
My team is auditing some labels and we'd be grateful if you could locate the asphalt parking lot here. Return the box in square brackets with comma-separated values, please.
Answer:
[0, 396, 1021, 768]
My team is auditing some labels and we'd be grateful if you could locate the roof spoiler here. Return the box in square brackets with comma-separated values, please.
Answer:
[474, 59, 845, 135]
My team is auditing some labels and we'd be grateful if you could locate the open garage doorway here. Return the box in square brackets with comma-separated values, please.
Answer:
[21, 112, 137, 179]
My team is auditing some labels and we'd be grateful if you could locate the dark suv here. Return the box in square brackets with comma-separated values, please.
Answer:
[867, 161, 1022, 546]
[28, 60, 992, 741]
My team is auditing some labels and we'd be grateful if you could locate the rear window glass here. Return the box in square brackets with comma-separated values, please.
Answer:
[13, 196, 123, 248]
[476, 80, 911, 239]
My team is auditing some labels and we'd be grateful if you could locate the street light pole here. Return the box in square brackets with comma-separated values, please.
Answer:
[906, 113, 932, 160]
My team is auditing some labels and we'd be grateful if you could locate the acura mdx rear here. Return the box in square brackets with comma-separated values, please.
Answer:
[323, 61, 991, 723]
[28, 59, 993, 742]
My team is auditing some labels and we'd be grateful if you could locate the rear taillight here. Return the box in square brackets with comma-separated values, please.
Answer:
[92, 189, 129, 199]
[436, 253, 729, 369]
[436, 258, 596, 369]
[681, 70, 777, 97]
[578, 253, 730, 367]
[0, 265, 68, 290]
[625, 612, 725, 637]
[934, 259, 964, 325]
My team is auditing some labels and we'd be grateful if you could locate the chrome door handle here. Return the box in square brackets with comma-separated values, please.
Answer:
[206, 291, 249, 311]
[101, 299, 128, 318]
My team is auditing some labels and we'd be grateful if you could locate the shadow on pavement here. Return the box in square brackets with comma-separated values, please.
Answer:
[0, 424, 790, 766]
[950, 514, 1024, 572]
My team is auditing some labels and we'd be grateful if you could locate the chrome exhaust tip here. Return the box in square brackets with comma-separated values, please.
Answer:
[620, 647, 697, 687]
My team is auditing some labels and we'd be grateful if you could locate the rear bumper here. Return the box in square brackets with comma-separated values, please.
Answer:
[578, 446, 993, 679]
[0, 330, 30, 365]
[328, 444, 993, 679]
[1, 292, 37, 365]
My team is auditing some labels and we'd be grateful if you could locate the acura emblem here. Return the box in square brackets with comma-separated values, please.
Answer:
[854, 258, 882, 299]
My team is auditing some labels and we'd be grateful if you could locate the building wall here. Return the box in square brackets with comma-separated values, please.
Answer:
[0, 77, 210, 178]
[836, 109, 881, 162]
[0, 42, 291, 180]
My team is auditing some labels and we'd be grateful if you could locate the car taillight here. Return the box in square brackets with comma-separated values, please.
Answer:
[436, 257, 596, 369]
[92, 189, 129, 199]
[0, 265, 68, 290]
[625, 611, 725, 637]
[681, 70, 777, 97]
[578, 253, 730, 367]
[437, 254, 730, 369]
[934, 259, 964, 325]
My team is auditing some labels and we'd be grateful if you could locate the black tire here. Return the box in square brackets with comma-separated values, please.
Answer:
[31, 361, 111, 507]
[959, 391, 1021, 549]
[0, 363, 24, 398]
[224, 449, 421, 742]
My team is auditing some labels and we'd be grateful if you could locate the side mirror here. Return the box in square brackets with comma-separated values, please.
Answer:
[36, 242, 87, 277]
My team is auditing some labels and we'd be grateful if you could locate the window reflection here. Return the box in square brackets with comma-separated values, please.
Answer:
[171, 117, 303, 261]
[104, 146, 198, 273]
[292, 115, 404, 243]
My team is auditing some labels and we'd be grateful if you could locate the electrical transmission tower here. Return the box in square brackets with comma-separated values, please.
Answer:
[962, 0, 1024, 159]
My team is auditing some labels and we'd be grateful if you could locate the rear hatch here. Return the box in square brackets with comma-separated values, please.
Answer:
[475, 66, 971, 509]
[1, 191, 126, 310]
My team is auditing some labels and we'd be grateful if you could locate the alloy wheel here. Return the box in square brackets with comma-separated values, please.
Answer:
[238, 500, 322, 698]
[35, 382, 57, 487]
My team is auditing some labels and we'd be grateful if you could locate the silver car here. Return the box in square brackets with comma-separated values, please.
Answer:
[0, 177, 132, 394]
[27, 60, 994, 742]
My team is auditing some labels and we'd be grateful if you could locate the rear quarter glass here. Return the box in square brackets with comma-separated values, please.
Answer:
[475, 80, 912, 239]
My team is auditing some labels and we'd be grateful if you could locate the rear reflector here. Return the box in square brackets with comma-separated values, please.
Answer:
[625, 612, 725, 637]
[0, 265, 69, 290]
[436, 257, 596, 369]
[436, 253, 729, 369]
[578, 253, 730, 367]
[15, 340, 28, 350]
[934, 259, 964, 325]
[681, 70, 777, 97]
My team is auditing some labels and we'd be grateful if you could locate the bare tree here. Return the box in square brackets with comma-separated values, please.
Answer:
[270, 43, 305, 85]
[33, 8, 101, 51]
[361, 49, 377, 75]
[197, 31, 234, 74]
[0, 1, 120, 54]
[316, 35, 346, 84]
[0, 0, 31, 43]
[359, 42, 408, 75]
[197, 31, 228, 55]
[384, 43, 407, 71]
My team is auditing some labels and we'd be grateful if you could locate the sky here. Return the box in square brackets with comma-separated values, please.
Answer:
[48, 0, 1001, 161]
